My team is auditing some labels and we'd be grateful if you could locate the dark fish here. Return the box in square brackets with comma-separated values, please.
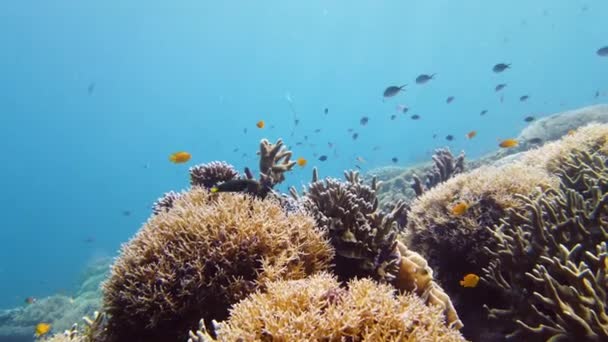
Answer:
[432, 134, 437, 139]
[328, 142, 334, 148]
[446, 96, 455, 104]
[243, 128, 248, 134]
[319, 155, 328, 161]
[304, 135, 308, 141]
[294, 119, 300, 126]
[233, 148, 239, 152]
[446, 135, 454, 141]
[390, 114, 397, 120]
[411, 114, 420, 120]
[520, 95, 529, 102]
[383, 84, 407, 98]
[401, 106, 409, 113]
[352, 133, 359, 140]
[314, 128, 321, 133]
[415, 74, 436, 84]
[480, 110, 488, 116]
[87, 82, 96, 94]
[83, 237, 95, 243]
[597, 46, 608, 57]
[360, 116, 369, 125]
[296, 142, 303, 146]
[212, 179, 260, 193]
[596, 91, 600, 98]
[355, 165, 361, 170]
[122, 210, 131, 216]
[524, 116, 535, 122]
[391, 157, 398, 163]
[492, 63, 511, 73]
[495, 84, 507, 92]
[347, 128, 354, 132]
[324, 108, 329, 115]
[527, 138, 543, 144]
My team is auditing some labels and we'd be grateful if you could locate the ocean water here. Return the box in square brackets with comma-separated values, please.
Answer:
[0, 0, 606, 311]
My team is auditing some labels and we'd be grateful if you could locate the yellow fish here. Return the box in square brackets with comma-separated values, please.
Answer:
[297, 157, 307, 167]
[34, 322, 51, 337]
[460, 273, 480, 288]
[256, 120, 265, 129]
[169, 151, 191, 164]
[451, 202, 469, 216]
[498, 139, 518, 148]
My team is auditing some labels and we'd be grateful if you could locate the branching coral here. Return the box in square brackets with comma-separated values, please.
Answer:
[258, 138, 296, 187]
[189, 161, 239, 189]
[203, 273, 466, 341]
[102, 188, 333, 341]
[151, 191, 182, 215]
[412, 148, 465, 197]
[482, 148, 608, 341]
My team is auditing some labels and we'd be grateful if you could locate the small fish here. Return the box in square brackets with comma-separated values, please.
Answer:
[446, 135, 454, 141]
[324, 108, 329, 115]
[415, 74, 436, 84]
[527, 138, 543, 145]
[295, 142, 303, 146]
[391, 157, 398, 163]
[597, 46, 608, 57]
[169, 151, 191, 164]
[498, 139, 518, 148]
[319, 155, 328, 161]
[328, 142, 334, 148]
[480, 110, 488, 116]
[383, 84, 407, 98]
[87, 82, 96, 94]
[122, 210, 131, 216]
[492, 63, 511, 73]
[25, 297, 36, 305]
[297, 157, 307, 167]
[314, 128, 321, 133]
[460, 273, 480, 288]
[243, 128, 248, 134]
[355, 156, 366, 163]
[495, 84, 507, 92]
[347, 128, 354, 133]
[446, 96, 455, 104]
[233, 148, 239, 152]
[35, 323, 52, 338]
[256, 120, 265, 128]
[354, 165, 361, 170]
[432, 134, 437, 139]
[397, 104, 408, 113]
[390, 114, 397, 120]
[352, 133, 359, 140]
[524, 116, 535, 122]
[596, 91, 600, 98]
[210, 179, 260, 194]
[520, 95, 529, 102]
[304, 135, 308, 141]
[451, 202, 469, 215]
[294, 119, 300, 126]
[500, 95, 505, 103]
[360, 116, 369, 125]
[411, 114, 420, 120]
[466, 131, 477, 139]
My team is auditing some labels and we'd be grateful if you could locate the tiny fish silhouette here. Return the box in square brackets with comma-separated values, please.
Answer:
[495, 84, 507, 92]
[524, 116, 535, 122]
[360, 116, 369, 125]
[597, 46, 608, 57]
[520, 95, 529, 102]
[390, 114, 397, 120]
[324, 108, 329, 115]
[411, 114, 420, 120]
[480, 110, 488, 116]
[446, 135, 454, 141]
[391, 157, 398, 163]
[314, 128, 321, 133]
[318, 155, 328, 161]
[383, 84, 407, 98]
[415, 74, 436, 84]
[492, 63, 511, 73]
[87, 82, 96, 94]
[352, 133, 359, 140]
[446, 96, 455, 104]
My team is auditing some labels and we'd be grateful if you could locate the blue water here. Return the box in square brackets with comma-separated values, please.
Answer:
[0, 0, 606, 309]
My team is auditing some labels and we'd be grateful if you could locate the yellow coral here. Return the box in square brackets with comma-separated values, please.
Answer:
[102, 188, 334, 341]
[212, 273, 466, 341]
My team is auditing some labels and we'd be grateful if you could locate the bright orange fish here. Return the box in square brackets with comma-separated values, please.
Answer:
[34, 323, 51, 337]
[297, 157, 307, 167]
[169, 151, 191, 164]
[451, 202, 469, 216]
[498, 139, 518, 148]
[256, 120, 265, 129]
[460, 273, 480, 288]
[466, 131, 477, 139]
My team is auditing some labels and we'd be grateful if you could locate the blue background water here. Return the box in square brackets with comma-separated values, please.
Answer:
[0, 0, 606, 309]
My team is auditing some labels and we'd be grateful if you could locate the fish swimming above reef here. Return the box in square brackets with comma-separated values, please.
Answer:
[383, 84, 407, 98]
[495, 84, 507, 92]
[34, 323, 51, 338]
[524, 116, 535, 122]
[492, 63, 511, 73]
[256, 120, 265, 128]
[352, 133, 359, 140]
[360, 116, 369, 125]
[499, 138, 518, 148]
[520, 95, 530, 102]
[460, 273, 480, 288]
[324, 108, 329, 115]
[466, 131, 477, 139]
[210, 179, 262, 194]
[318, 155, 328, 161]
[415, 74, 436, 84]
[451, 202, 469, 215]
[391, 157, 398, 163]
[410, 114, 420, 120]
[597, 46, 608, 56]
[446, 134, 454, 141]
[446, 96, 455, 104]
[169, 151, 191, 164]
[297, 157, 307, 167]
[480, 109, 488, 116]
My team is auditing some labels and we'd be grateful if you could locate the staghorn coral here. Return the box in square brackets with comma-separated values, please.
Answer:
[302, 170, 407, 283]
[258, 138, 296, 187]
[151, 191, 182, 215]
[102, 188, 333, 342]
[205, 273, 466, 341]
[412, 148, 465, 197]
[189, 161, 240, 189]
[483, 147, 608, 341]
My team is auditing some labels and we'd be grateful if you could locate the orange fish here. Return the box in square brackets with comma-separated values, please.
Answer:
[256, 120, 265, 129]
[451, 202, 469, 216]
[466, 131, 477, 139]
[460, 273, 480, 288]
[25, 297, 36, 305]
[169, 151, 191, 164]
[498, 139, 518, 148]
[297, 157, 307, 167]
[34, 323, 51, 337]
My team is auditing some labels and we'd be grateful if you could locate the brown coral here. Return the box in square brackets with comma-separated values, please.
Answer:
[412, 148, 466, 197]
[151, 191, 181, 215]
[102, 188, 333, 341]
[208, 273, 466, 341]
[189, 161, 239, 189]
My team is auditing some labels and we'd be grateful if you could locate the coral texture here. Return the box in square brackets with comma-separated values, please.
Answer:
[189, 161, 239, 189]
[151, 191, 182, 215]
[412, 148, 465, 197]
[205, 273, 466, 341]
[483, 147, 608, 340]
[102, 188, 333, 341]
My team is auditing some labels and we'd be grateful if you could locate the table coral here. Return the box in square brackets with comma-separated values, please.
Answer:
[101, 188, 333, 341]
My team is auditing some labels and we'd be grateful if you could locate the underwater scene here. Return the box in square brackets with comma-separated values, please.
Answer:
[1, 0, 608, 341]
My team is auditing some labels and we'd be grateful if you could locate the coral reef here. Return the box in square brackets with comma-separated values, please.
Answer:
[483, 147, 608, 340]
[412, 148, 466, 197]
[151, 191, 182, 215]
[198, 273, 466, 341]
[44, 311, 107, 342]
[102, 188, 333, 341]
[189, 161, 240, 189]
